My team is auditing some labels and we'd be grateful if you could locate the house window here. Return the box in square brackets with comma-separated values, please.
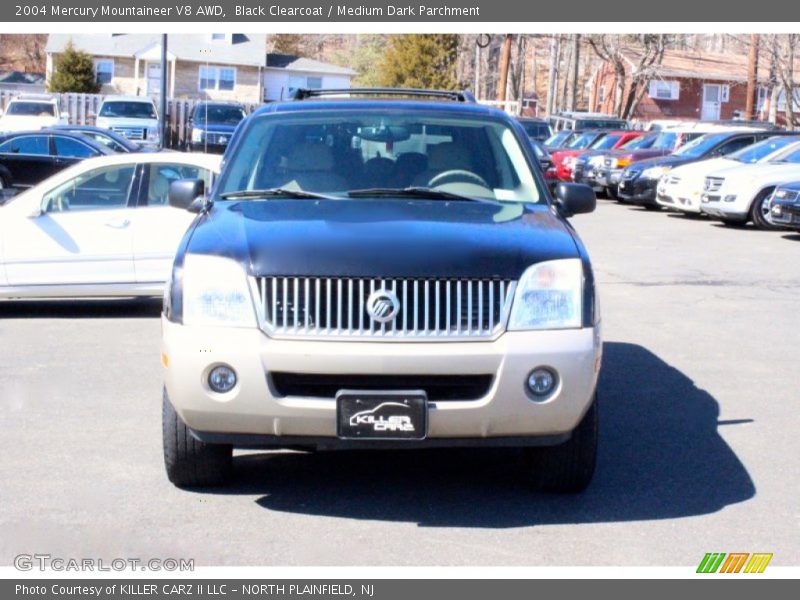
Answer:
[94, 59, 114, 85]
[198, 65, 237, 91]
[720, 84, 730, 103]
[649, 80, 680, 101]
[209, 33, 231, 43]
[597, 85, 606, 104]
[306, 76, 323, 89]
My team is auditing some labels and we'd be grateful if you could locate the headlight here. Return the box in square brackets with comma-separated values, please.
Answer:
[181, 255, 257, 327]
[191, 127, 204, 143]
[616, 157, 632, 168]
[508, 259, 584, 331]
[148, 125, 160, 140]
[641, 166, 671, 180]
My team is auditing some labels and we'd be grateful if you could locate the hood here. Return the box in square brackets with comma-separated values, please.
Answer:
[611, 148, 673, 161]
[190, 122, 238, 134]
[0, 114, 59, 131]
[633, 155, 694, 171]
[715, 161, 800, 184]
[669, 157, 734, 178]
[185, 199, 580, 279]
[96, 116, 157, 128]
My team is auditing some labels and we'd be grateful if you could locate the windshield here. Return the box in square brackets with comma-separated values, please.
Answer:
[6, 101, 55, 117]
[544, 130, 573, 147]
[731, 136, 797, 163]
[769, 146, 800, 163]
[590, 134, 623, 150]
[567, 132, 600, 149]
[193, 104, 247, 125]
[99, 101, 157, 119]
[621, 134, 656, 150]
[673, 133, 729, 158]
[520, 121, 550, 137]
[218, 110, 541, 203]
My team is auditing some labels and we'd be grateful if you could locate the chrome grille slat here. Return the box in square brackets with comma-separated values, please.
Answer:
[256, 276, 515, 340]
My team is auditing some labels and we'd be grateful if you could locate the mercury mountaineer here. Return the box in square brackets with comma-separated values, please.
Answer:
[161, 88, 601, 492]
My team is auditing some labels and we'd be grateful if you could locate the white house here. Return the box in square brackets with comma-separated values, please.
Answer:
[263, 53, 357, 102]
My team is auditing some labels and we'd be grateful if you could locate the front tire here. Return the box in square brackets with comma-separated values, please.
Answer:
[750, 189, 779, 230]
[523, 394, 598, 493]
[162, 388, 232, 487]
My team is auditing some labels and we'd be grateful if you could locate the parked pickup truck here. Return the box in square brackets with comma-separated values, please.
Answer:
[160, 88, 602, 493]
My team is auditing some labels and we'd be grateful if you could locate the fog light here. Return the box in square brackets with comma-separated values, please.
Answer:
[208, 365, 237, 393]
[723, 195, 737, 202]
[527, 367, 557, 398]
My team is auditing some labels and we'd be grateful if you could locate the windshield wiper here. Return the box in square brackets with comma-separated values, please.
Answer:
[347, 186, 500, 205]
[219, 188, 340, 200]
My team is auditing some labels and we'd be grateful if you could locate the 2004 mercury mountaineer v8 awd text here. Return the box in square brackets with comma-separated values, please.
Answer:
[161, 88, 601, 492]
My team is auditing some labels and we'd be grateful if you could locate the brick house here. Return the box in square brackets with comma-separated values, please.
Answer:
[588, 48, 799, 124]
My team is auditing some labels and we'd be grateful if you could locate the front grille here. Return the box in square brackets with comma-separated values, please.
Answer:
[255, 277, 515, 340]
[206, 132, 231, 145]
[111, 126, 145, 140]
[270, 372, 494, 401]
[704, 177, 724, 193]
[624, 168, 641, 179]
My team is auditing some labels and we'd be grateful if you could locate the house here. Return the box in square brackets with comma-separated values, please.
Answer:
[45, 34, 268, 104]
[588, 48, 800, 124]
[263, 53, 357, 102]
[44, 35, 357, 105]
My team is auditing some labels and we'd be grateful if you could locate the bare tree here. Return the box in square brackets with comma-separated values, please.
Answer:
[586, 34, 670, 119]
[764, 34, 799, 130]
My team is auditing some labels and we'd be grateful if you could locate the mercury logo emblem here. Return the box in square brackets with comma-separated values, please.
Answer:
[366, 289, 400, 323]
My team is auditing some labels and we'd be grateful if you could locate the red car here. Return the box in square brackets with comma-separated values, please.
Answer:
[550, 130, 645, 182]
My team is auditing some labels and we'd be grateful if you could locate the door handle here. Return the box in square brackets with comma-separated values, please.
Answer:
[104, 218, 131, 228]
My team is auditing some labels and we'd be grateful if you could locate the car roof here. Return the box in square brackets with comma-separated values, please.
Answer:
[9, 94, 57, 103]
[251, 98, 513, 121]
[100, 95, 156, 103]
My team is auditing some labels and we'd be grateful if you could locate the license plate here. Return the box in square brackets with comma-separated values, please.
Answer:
[336, 390, 428, 440]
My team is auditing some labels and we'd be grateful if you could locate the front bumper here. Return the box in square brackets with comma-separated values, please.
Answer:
[699, 194, 748, 220]
[655, 182, 703, 213]
[594, 168, 623, 190]
[617, 176, 658, 205]
[162, 317, 601, 445]
[769, 199, 800, 227]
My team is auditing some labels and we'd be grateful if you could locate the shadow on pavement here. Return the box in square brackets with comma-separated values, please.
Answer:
[0, 298, 162, 319]
[198, 341, 756, 528]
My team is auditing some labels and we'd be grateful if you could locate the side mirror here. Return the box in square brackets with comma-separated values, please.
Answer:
[169, 178, 206, 211]
[554, 182, 596, 217]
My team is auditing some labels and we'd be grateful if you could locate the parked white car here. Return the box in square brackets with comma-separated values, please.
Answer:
[95, 96, 161, 149]
[656, 135, 800, 214]
[0, 94, 68, 132]
[0, 152, 220, 298]
[700, 145, 800, 229]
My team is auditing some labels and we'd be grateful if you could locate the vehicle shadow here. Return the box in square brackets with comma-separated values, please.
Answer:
[0, 298, 162, 319]
[204, 341, 755, 528]
[781, 233, 800, 241]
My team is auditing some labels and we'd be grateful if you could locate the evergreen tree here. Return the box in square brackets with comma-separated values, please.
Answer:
[377, 35, 461, 90]
[47, 41, 101, 94]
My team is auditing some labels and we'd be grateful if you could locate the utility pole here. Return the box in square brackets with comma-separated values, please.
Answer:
[159, 33, 168, 149]
[745, 33, 759, 120]
[497, 34, 513, 103]
[546, 35, 560, 116]
[568, 34, 581, 111]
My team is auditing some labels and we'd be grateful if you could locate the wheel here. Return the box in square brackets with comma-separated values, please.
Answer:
[750, 189, 779, 230]
[523, 394, 598, 493]
[162, 388, 232, 487]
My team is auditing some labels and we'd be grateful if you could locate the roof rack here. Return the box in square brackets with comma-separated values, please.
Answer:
[290, 88, 477, 103]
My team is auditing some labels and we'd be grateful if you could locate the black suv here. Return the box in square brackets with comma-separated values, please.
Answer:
[617, 130, 788, 208]
[161, 89, 601, 492]
[186, 101, 247, 154]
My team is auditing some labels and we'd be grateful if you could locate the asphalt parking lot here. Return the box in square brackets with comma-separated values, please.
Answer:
[1, 200, 798, 567]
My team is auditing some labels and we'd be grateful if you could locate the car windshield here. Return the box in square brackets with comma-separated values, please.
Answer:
[577, 119, 628, 129]
[590, 134, 623, 150]
[621, 134, 656, 150]
[673, 133, 729, 158]
[543, 130, 573, 147]
[99, 101, 157, 119]
[731, 136, 798, 163]
[217, 110, 541, 203]
[193, 105, 247, 125]
[769, 147, 800, 163]
[6, 101, 55, 116]
[567, 132, 600, 149]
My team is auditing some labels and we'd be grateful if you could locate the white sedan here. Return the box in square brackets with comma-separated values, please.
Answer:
[0, 152, 220, 298]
